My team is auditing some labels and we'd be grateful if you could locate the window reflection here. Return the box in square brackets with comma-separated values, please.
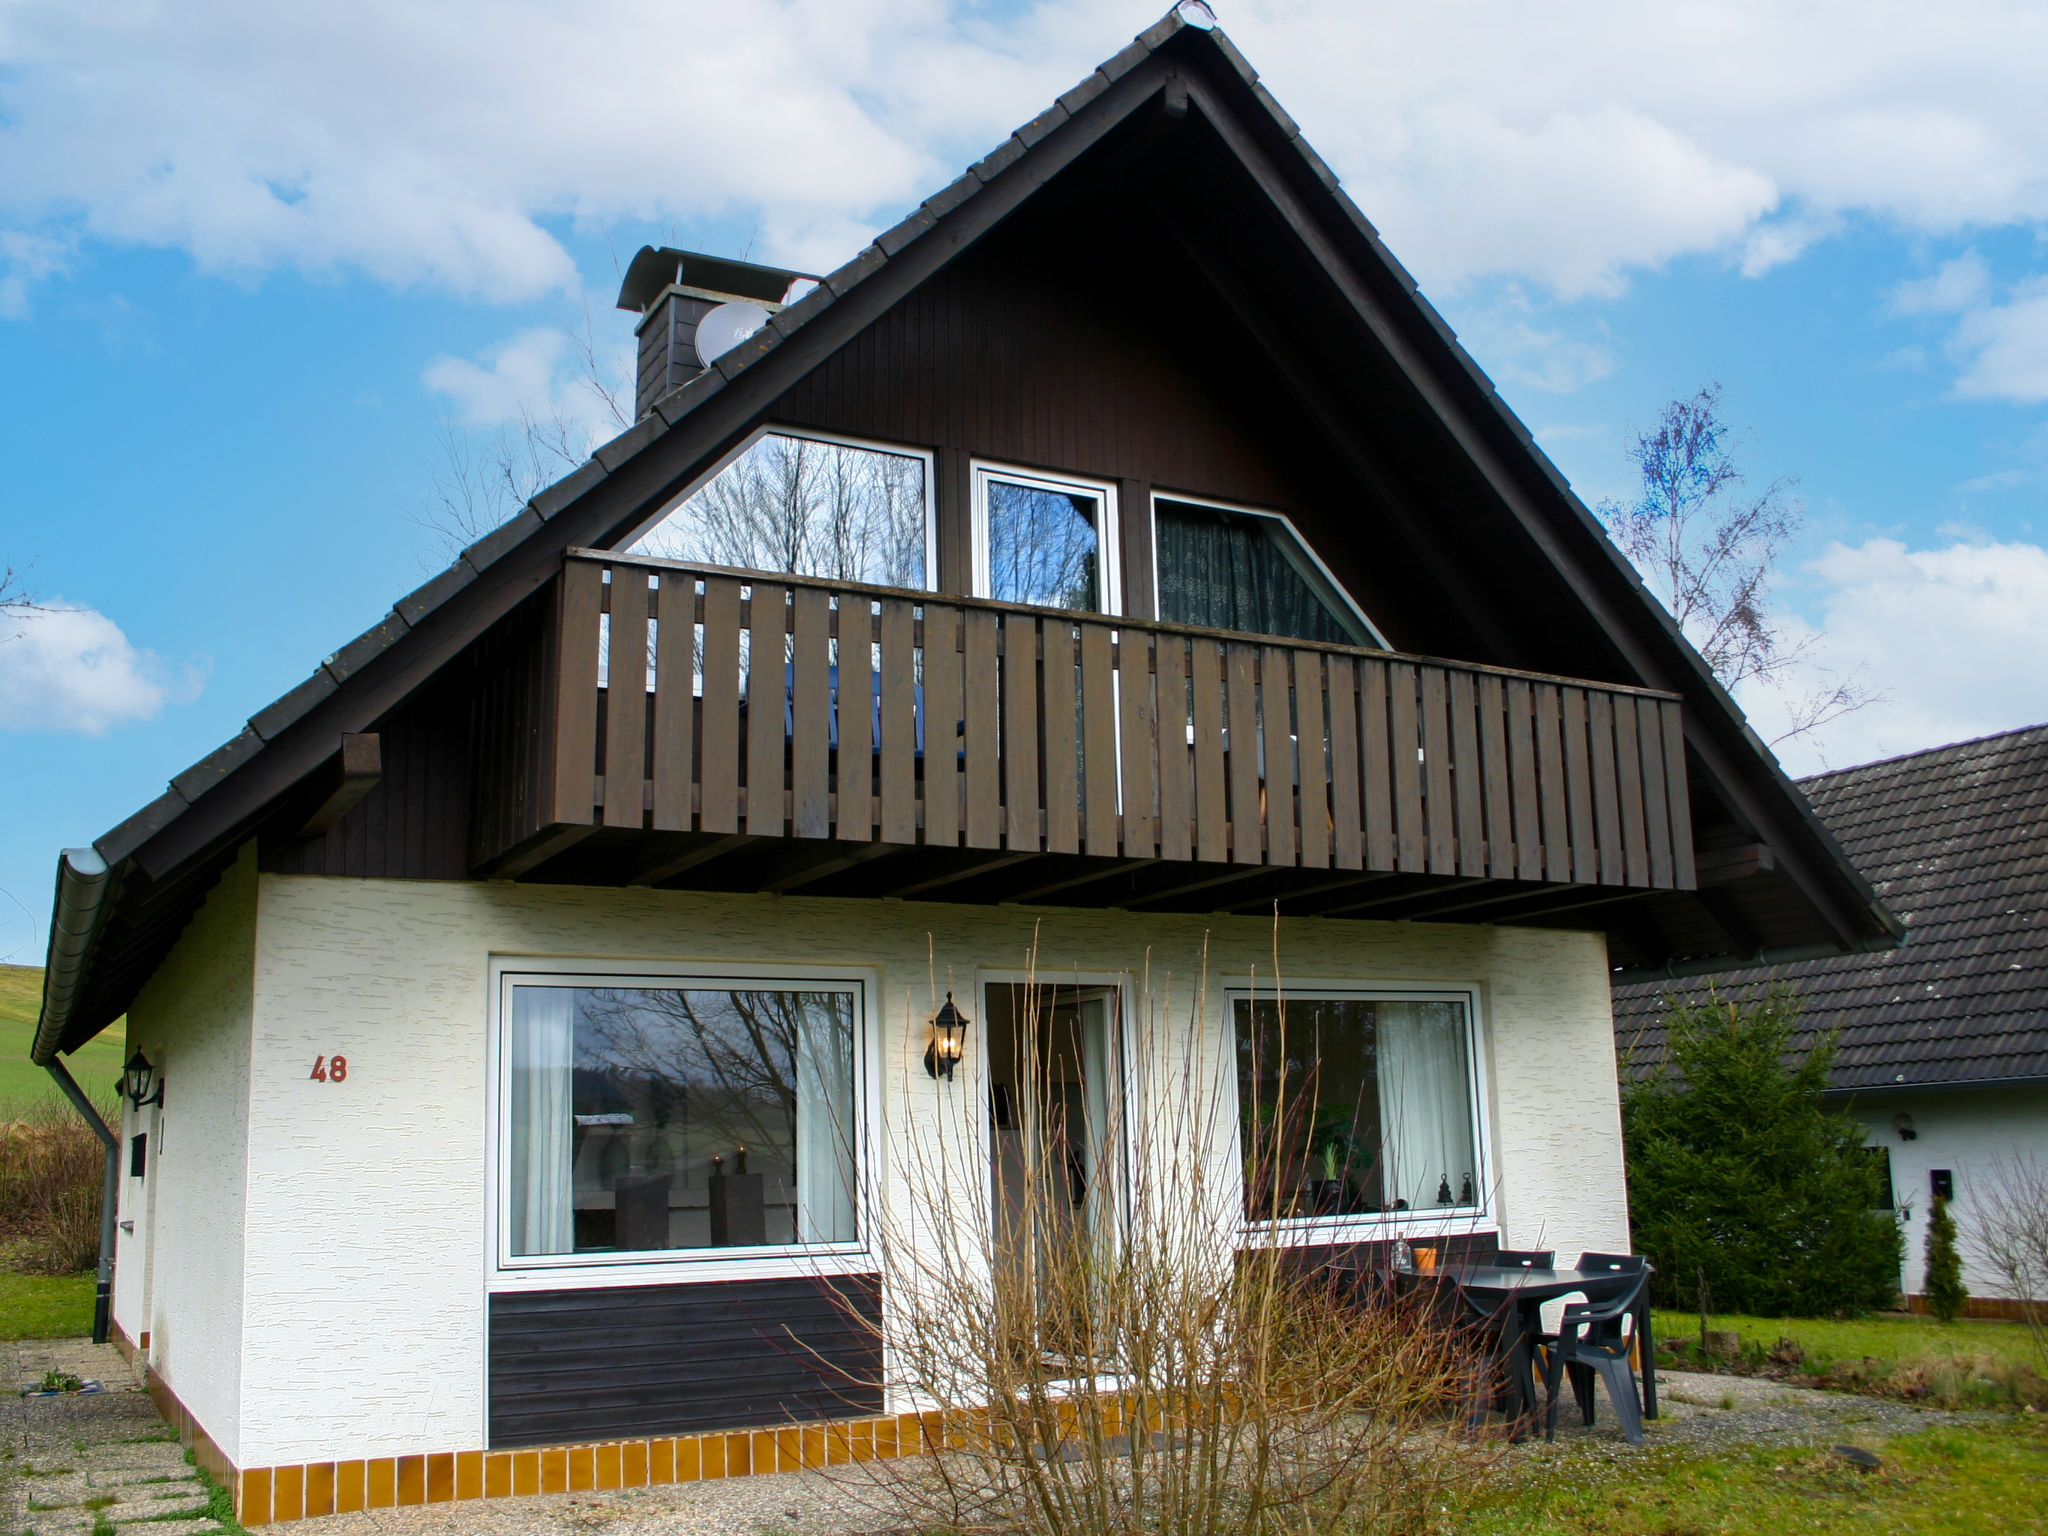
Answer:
[629, 433, 927, 588]
[506, 983, 858, 1258]
[986, 478, 1104, 612]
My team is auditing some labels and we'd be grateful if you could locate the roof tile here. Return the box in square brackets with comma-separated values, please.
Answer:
[394, 559, 477, 627]
[1014, 102, 1071, 149]
[922, 172, 982, 222]
[823, 243, 887, 298]
[593, 412, 665, 471]
[528, 458, 607, 521]
[321, 611, 410, 685]
[656, 366, 725, 424]
[1135, 11, 1186, 50]
[971, 136, 1027, 184]
[1058, 71, 1112, 117]
[247, 668, 339, 743]
[95, 790, 192, 866]
[1098, 38, 1152, 82]
[875, 206, 937, 258]
[463, 507, 544, 575]
[170, 727, 264, 805]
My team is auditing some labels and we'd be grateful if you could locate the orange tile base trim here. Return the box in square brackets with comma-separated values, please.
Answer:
[143, 1365, 237, 1494]
[235, 1410, 950, 1526]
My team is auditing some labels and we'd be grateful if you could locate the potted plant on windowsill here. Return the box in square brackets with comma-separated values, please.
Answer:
[1305, 1108, 1366, 1216]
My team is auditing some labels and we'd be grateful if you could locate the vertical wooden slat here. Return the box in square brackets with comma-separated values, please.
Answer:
[1004, 616, 1042, 851]
[1360, 658, 1395, 871]
[1533, 683, 1571, 883]
[1080, 623, 1119, 855]
[697, 577, 743, 834]
[1388, 663, 1424, 872]
[1156, 634, 1192, 862]
[790, 586, 832, 839]
[1613, 694, 1650, 887]
[1225, 643, 1262, 864]
[841, 598, 879, 842]
[1190, 639, 1227, 863]
[1261, 647, 1297, 868]
[601, 568, 648, 829]
[1326, 654, 1362, 871]
[923, 605, 963, 847]
[651, 574, 695, 832]
[1476, 673, 1514, 878]
[1448, 670, 1484, 877]
[1420, 666, 1454, 874]
[1295, 650, 1330, 870]
[1637, 695, 1674, 887]
[1561, 688, 1597, 884]
[877, 599, 917, 844]
[1660, 699, 1696, 889]
[963, 609, 1002, 849]
[1587, 689, 1623, 885]
[551, 560, 604, 825]
[1505, 679, 1542, 882]
[745, 585, 789, 836]
[1042, 620, 1080, 854]
[1118, 630, 1158, 857]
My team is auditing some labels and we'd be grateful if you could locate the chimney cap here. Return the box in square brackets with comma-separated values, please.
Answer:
[615, 246, 816, 313]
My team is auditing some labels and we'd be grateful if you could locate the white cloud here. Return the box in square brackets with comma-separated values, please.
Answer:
[422, 325, 634, 457]
[1890, 251, 1992, 315]
[0, 604, 201, 735]
[1742, 537, 2048, 774]
[1949, 277, 2048, 402]
[1452, 289, 1616, 392]
[4, 3, 2048, 310]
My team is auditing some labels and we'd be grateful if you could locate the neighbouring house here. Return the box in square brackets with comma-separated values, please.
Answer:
[30, 5, 1896, 1524]
[1614, 725, 2048, 1317]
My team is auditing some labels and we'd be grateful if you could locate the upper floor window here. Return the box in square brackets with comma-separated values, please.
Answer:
[973, 464, 1121, 615]
[626, 429, 932, 590]
[1154, 496, 1377, 647]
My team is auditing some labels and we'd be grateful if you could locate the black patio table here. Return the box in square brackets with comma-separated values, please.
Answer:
[1422, 1264, 1658, 1430]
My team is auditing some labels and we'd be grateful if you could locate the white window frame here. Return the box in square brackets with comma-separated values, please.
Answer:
[1226, 979, 1493, 1246]
[971, 461, 1122, 616]
[618, 425, 939, 595]
[486, 956, 879, 1291]
[1148, 491, 1387, 649]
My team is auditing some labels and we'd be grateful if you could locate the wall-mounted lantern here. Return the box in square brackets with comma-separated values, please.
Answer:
[925, 992, 970, 1081]
[121, 1050, 163, 1110]
[1892, 1112, 1917, 1142]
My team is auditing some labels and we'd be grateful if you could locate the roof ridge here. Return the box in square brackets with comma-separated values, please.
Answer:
[1799, 721, 2048, 787]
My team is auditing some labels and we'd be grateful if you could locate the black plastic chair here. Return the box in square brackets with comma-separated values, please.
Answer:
[1542, 1264, 1650, 1443]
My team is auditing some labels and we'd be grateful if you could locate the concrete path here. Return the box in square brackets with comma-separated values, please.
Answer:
[1, 1339, 226, 1536]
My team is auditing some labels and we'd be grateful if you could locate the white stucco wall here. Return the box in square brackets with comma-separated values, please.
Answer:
[117, 842, 257, 1464]
[1853, 1085, 2048, 1300]
[227, 872, 1627, 1465]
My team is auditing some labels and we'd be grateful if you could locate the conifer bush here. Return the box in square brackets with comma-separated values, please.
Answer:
[1924, 1195, 1967, 1323]
[1622, 988, 1903, 1317]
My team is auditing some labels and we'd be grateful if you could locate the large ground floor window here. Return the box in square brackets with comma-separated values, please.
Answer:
[497, 969, 862, 1270]
[1235, 991, 1482, 1228]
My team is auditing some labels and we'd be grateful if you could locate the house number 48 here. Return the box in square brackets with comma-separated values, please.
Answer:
[310, 1055, 348, 1082]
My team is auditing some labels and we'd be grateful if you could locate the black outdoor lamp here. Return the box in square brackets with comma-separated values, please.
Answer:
[925, 992, 970, 1081]
[121, 1050, 163, 1109]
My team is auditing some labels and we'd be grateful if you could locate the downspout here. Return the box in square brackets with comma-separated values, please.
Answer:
[32, 847, 118, 1345]
[46, 1056, 119, 1346]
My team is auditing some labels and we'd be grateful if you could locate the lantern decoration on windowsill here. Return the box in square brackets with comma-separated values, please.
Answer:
[121, 1050, 163, 1109]
[925, 992, 970, 1081]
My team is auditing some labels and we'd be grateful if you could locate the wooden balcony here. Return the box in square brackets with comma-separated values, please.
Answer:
[484, 550, 1695, 902]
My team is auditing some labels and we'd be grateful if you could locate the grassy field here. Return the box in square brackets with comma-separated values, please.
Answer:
[1655, 1309, 2043, 1376]
[0, 1268, 95, 1340]
[1470, 1417, 2048, 1536]
[0, 963, 126, 1111]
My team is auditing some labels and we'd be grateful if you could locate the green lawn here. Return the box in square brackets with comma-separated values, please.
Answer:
[0, 963, 127, 1113]
[1654, 1309, 2043, 1376]
[0, 1268, 96, 1340]
[1469, 1418, 2048, 1536]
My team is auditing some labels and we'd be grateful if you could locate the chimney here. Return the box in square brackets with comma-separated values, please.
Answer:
[615, 246, 814, 420]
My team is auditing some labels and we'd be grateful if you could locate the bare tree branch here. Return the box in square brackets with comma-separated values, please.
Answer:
[1600, 383, 1881, 749]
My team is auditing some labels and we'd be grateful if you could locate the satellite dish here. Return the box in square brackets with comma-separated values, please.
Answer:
[695, 301, 771, 365]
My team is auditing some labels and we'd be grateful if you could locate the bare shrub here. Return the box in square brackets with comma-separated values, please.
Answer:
[832, 937, 1492, 1536]
[0, 1100, 109, 1275]
[1968, 1152, 2048, 1363]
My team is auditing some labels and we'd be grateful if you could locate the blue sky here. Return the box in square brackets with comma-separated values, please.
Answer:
[4, 0, 2048, 964]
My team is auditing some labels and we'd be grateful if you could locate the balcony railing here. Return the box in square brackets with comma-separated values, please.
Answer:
[535, 550, 1695, 891]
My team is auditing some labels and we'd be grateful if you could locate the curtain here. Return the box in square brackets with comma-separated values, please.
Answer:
[508, 985, 576, 1256]
[793, 994, 858, 1244]
[1375, 1001, 1477, 1211]
[1155, 502, 1354, 645]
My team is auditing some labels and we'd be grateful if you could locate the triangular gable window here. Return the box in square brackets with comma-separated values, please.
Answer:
[625, 428, 933, 590]
[1154, 497, 1377, 647]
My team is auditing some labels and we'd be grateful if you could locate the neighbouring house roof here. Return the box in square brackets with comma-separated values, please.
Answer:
[32, 3, 1898, 1064]
[1613, 723, 2048, 1095]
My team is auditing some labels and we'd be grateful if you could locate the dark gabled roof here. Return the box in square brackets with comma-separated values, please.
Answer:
[34, 3, 1897, 1062]
[1613, 724, 2048, 1094]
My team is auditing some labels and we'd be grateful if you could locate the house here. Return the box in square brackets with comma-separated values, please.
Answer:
[29, 5, 1897, 1523]
[1614, 724, 2048, 1316]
